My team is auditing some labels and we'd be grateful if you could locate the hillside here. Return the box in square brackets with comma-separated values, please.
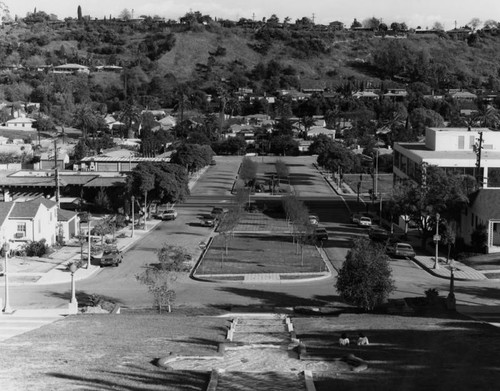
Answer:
[1, 20, 500, 96]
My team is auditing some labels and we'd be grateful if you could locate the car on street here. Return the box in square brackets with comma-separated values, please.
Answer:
[160, 209, 178, 221]
[351, 213, 362, 224]
[99, 249, 123, 267]
[309, 215, 319, 226]
[201, 217, 216, 227]
[211, 207, 229, 217]
[386, 242, 416, 259]
[358, 216, 372, 228]
[310, 227, 328, 242]
[369, 227, 390, 242]
[244, 202, 259, 213]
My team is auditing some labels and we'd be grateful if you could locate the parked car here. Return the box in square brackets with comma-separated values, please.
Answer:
[210, 159, 217, 166]
[244, 202, 259, 213]
[211, 207, 229, 217]
[311, 227, 329, 242]
[358, 216, 372, 228]
[309, 215, 319, 226]
[201, 217, 216, 227]
[386, 242, 416, 258]
[160, 209, 178, 221]
[351, 213, 362, 224]
[99, 249, 123, 267]
[368, 227, 390, 242]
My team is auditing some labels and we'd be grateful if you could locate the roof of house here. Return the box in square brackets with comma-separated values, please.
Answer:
[469, 189, 500, 219]
[0, 203, 14, 226]
[83, 176, 127, 187]
[58, 208, 78, 222]
[9, 197, 56, 219]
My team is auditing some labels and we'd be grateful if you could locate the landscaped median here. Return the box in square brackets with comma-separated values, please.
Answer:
[193, 233, 330, 282]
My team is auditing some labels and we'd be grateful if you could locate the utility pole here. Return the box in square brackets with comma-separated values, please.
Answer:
[54, 139, 60, 208]
[474, 131, 484, 187]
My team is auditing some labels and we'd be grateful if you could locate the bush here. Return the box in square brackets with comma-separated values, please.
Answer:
[24, 239, 48, 257]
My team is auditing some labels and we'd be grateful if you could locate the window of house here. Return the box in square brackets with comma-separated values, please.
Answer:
[469, 135, 475, 149]
[471, 213, 474, 226]
[17, 223, 26, 236]
[38, 220, 41, 233]
[458, 136, 464, 149]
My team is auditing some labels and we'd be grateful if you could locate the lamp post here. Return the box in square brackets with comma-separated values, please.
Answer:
[131, 195, 135, 238]
[87, 214, 91, 269]
[68, 262, 78, 314]
[434, 213, 441, 269]
[2, 241, 12, 313]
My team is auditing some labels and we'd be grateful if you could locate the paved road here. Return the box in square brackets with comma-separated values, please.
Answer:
[5, 155, 500, 313]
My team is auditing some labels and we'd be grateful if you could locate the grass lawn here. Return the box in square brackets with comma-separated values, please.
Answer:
[2, 311, 500, 390]
[196, 234, 325, 275]
[294, 312, 500, 391]
[0, 312, 228, 391]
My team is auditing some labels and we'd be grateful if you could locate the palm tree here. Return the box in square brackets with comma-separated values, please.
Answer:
[72, 104, 98, 140]
[474, 105, 500, 129]
[118, 103, 141, 139]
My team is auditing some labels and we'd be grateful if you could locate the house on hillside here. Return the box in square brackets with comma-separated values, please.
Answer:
[3, 117, 36, 129]
[51, 64, 90, 75]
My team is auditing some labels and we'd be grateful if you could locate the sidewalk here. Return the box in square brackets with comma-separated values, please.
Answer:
[0, 218, 163, 287]
[313, 163, 487, 282]
[1, 167, 209, 287]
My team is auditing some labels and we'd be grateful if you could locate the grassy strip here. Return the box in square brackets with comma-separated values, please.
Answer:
[197, 234, 325, 275]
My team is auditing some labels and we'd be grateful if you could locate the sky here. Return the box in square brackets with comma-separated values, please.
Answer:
[5, 0, 500, 30]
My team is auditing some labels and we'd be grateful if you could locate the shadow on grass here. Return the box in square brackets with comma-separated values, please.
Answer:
[294, 319, 500, 391]
[47, 290, 125, 307]
[49, 365, 210, 391]
[214, 286, 340, 307]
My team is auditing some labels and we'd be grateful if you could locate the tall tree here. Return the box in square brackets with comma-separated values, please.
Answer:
[336, 238, 395, 311]
[77, 5, 82, 21]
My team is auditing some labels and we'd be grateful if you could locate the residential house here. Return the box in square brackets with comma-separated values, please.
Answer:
[57, 208, 79, 242]
[0, 197, 59, 251]
[51, 64, 90, 75]
[38, 151, 70, 170]
[3, 117, 36, 129]
[448, 90, 477, 102]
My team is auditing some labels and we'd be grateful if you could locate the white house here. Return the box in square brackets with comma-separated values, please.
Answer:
[4, 117, 36, 129]
[0, 197, 58, 250]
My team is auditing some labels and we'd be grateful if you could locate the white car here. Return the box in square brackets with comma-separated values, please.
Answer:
[161, 209, 178, 221]
[358, 216, 372, 227]
[309, 215, 319, 226]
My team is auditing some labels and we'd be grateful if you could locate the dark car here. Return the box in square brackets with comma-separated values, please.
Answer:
[201, 217, 216, 227]
[369, 227, 390, 242]
[386, 242, 416, 259]
[99, 250, 123, 267]
[244, 202, 259, 213]
[211, 207, 229, 217]
[311, 227, 329, 242]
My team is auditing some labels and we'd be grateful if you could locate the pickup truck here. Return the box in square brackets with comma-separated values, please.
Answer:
[386, 242, 416, 259]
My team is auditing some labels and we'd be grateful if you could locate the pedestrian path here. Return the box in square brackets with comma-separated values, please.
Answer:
[0, 309, 68, 342]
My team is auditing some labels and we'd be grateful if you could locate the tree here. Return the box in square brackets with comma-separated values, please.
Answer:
[336, 238, 395, 311]
[170, 144, 213, 173]
[389, 165, 470, 247]
[275, 159, 289, 185]
[136, 244, 189, 313]
[239, 157, 258, 186]
[127, 162, 190, 218]
[350, 18, 362, 29]
[72, 104, 99, 140]
[309, 134, 336, 156]
[77, 5, 82, 21]
[469, 18, 481, 31]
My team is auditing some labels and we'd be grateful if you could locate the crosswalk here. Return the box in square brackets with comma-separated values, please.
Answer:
[0, 309, 67, 342]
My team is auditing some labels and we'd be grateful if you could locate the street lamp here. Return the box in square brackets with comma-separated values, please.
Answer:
[434, 213, 441, 269]
[68, 262, 78, 314]
[131, 195, 135, 238]
[2, 241, 12, 314]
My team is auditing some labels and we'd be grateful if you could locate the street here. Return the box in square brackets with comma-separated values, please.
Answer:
[5, 155, 500, 312]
